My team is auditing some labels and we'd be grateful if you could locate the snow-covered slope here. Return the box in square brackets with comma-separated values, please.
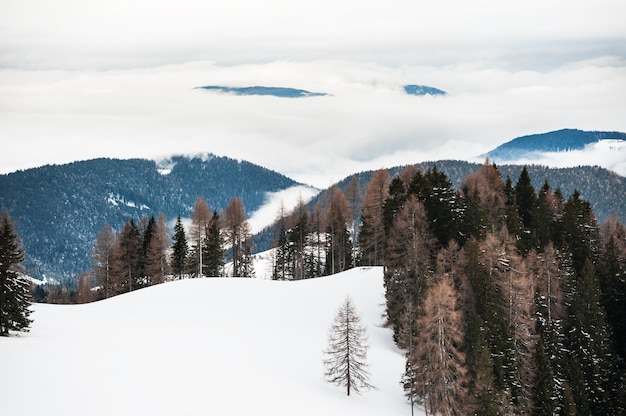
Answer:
[1, 268, 417, 416]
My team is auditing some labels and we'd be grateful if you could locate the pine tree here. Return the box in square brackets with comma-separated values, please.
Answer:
[203, 211, 224, 277]
[0, 211, 32, 335]
[597, 216, 626, 361]
[171, 215, 188, 279]
[112, 219, 142, 293]
[323, 296, 373, 396]
[566, 258, 621, 414]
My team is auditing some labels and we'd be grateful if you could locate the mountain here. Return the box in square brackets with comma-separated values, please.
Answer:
[317, 160, 626, 226]
[0, 154, 302, 282]
[403, 84, 447, 96]
[0, 267, 414, 416]
[484, 128, 626, 161]
[196, 85, 328, 98]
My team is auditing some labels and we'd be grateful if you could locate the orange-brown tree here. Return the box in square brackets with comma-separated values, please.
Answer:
[358, 169, 390, 266]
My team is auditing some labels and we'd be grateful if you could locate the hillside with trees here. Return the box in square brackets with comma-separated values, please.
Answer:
[0, 154, 299, 282]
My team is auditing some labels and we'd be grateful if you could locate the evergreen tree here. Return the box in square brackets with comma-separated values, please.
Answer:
[597, 216, 626, 362]
[112, 219, 142, 293]
[566, 259, 622, 414]
[203, 211, 224, 277]
[323, 296, 373, 396]
[559, 190, 599, 275]
[513, 166, 536, 230]
[0, 211, 32, 335]
[171, 215, 188, 279]
[411, 166, 460, 247]
[533, 181, 558, 249]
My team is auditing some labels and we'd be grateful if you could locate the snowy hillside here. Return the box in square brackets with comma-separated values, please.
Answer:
[1, 268, 417, 416]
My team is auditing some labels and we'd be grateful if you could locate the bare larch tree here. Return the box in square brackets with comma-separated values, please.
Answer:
[323, 296, 373, 396]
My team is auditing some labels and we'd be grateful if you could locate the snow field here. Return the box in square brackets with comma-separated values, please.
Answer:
[2, 267, 420, 416]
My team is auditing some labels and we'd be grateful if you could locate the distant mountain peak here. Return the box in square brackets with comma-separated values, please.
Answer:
[484, 128, 626, 161]
[403, 84, 447, 96]
[196, 85, 328, 98]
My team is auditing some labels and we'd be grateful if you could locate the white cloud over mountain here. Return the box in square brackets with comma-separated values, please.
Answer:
[1, 1, 625, 187]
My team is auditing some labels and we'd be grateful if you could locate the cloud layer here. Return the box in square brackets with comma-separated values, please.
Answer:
[1, 1, 625, 187]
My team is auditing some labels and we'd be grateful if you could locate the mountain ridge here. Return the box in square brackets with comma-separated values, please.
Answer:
[0, 154, 301, 281]
[484, 128, 626, 160]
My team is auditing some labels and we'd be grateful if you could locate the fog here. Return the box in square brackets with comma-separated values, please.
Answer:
[1, 1, 625, 187]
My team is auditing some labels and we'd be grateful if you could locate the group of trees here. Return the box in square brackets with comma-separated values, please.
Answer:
[0, 211, 32, 335]
[90, 196, 254, 301]
[272, 179, 361, 280]
[365, 161, 626, 415]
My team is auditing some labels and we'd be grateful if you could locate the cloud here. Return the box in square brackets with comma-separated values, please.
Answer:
[1, 58, 626, 187]
[1, 1, 625, 187]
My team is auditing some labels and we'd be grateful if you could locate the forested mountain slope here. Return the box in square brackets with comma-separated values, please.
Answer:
[0, 155, 299, 281]
[321, 161, 626, 226]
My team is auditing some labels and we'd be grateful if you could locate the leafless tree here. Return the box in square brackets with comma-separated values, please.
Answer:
[91, 222, 117, 298]
[323, 296, 373, 396]
[406, 274, 466, 416]
[190, 197, 212, 277]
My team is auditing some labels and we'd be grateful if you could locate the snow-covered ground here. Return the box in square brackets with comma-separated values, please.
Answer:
[1, 267, 420, 416]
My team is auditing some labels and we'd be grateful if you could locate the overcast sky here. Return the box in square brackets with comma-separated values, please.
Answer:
[1, 0, 625, 188]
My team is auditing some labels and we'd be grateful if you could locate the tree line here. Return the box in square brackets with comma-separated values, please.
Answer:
[365, 161, 626, 415]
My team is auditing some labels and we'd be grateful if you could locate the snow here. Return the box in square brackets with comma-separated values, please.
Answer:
[1, 267, 420, 416]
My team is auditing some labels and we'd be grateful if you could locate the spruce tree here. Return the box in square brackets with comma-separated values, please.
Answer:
[203, 211, 224, 277]
[0, 211, 32, 335]
[171, 215, 188, 279]
[566, 259, 621, 414]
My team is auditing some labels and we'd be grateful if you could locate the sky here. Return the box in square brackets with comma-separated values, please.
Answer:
[1, 0, 625, 188]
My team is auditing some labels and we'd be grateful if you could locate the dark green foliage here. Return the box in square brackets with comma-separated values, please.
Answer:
[460, 186, 488, 242]
[560, 190, 599, 274]
[171, 215, 188, 278]
[409, 166, 461, 247]
[464, 307, 504, 415]
[203, 211, 224, 277]
[0, 211, 32, 335]
[533, 181, 559, 249]
[566, 259, 622, 414]
[382, 177, 407, 235]
[597, 235, 626, 361]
